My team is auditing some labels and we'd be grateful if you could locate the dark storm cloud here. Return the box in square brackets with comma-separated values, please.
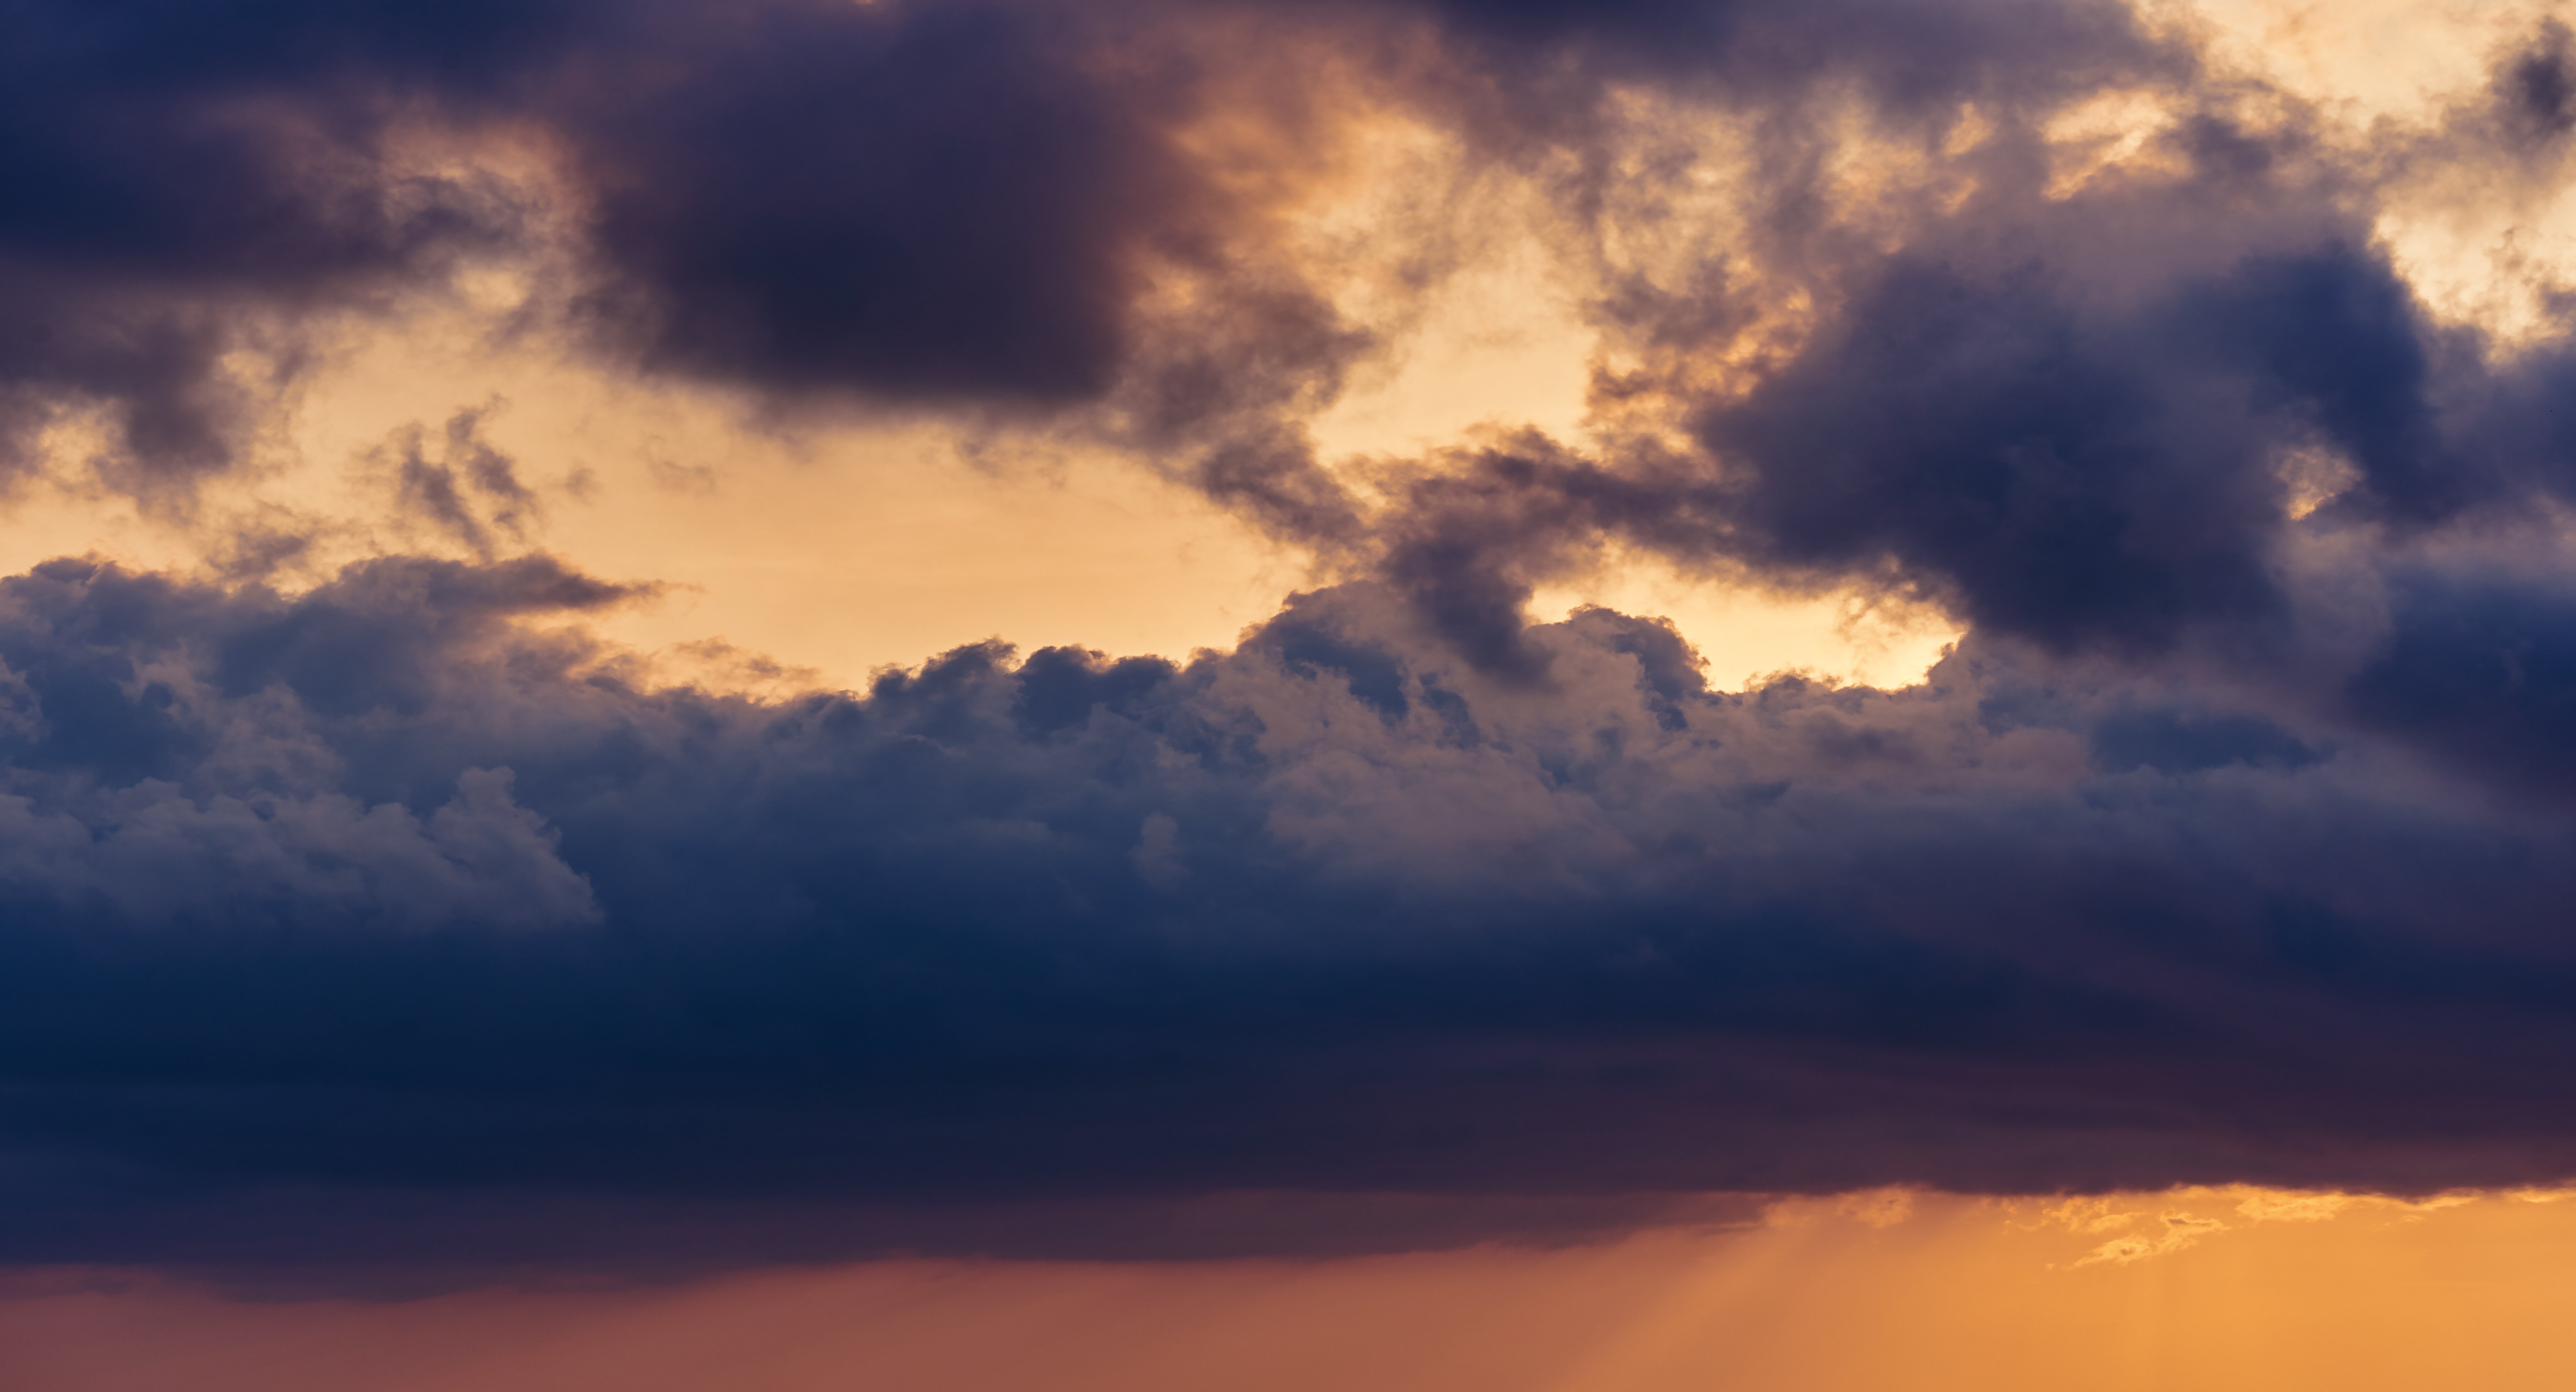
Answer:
[21, 0, 2576, 1281]
[1306, 238, 2458, 672]
[1699, 247, 2435, 652]
[0, 0, 1323, 491]
[1306, 19, 2576, 676]
[5, 548, 2576, 1274]
[566, 4, 1214, 406]
[2345, 571, 2576, 799]
[0, 0, 2177, 500]
[0, 0, 564, 490]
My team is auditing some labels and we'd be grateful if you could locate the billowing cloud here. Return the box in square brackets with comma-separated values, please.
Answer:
[0, 0, 2175, 498]
[0, 0, 1360, 497]
[9, 0, 2576, 1281]
[5, 543, 2576, 1270]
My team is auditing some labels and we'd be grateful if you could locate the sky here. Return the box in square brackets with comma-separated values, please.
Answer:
[8, 0, 2576, 1385]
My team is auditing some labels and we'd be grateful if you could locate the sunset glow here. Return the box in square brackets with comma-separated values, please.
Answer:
[6, 0, 2576, 1386]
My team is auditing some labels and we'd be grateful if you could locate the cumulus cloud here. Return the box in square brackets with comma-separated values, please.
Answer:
[0, 0, 2173, 502]
[0, 767, 595, 933]
[0, 545, 2573, 1269]
[11, 0, 2576, 1280]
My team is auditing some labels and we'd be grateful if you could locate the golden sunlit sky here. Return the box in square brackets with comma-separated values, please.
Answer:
[17, 1187, 2576, 1390]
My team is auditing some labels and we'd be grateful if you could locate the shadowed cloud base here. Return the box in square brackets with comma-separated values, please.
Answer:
[8, 0, 2576, 1310]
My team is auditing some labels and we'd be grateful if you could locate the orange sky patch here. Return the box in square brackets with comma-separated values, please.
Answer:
[10, 1187, 2576, 1392]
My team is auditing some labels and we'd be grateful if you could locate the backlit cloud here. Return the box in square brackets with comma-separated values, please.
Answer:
[5, 0, 2576, 1284]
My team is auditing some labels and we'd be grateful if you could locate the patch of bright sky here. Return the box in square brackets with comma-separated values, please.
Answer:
[0, 312, 1308, 689]
[2185, 0, 2576, 346]
[10, 1184, 2576, 1392]
[300, 317, 1314, 685]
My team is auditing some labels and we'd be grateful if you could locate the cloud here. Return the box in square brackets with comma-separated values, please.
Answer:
[12, 0, 2576, 1282]
[562, 3, 1216, 406]
[0, 544, 2571, 1270]
[0, 0, 551, 493]
[0, 0, 1358, 495]
[2073, 1213, 2227, 1267]
[0, 767, 596, 934]
[0, 0, 2175, 506]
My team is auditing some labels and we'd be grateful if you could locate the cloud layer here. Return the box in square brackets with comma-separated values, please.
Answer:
[9, 0, 2576, 1273]
[5, 545, 2576, 1267]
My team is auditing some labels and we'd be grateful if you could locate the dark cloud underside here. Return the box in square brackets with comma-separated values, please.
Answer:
[7, 0, 2576, 1276]
[3, 553, 2576, 1269]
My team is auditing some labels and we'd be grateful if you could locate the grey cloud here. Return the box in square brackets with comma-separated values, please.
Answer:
[0, 767, 595, 933]
[0, 552, 2573, 1277]
[15, 0, 2576, 1288]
